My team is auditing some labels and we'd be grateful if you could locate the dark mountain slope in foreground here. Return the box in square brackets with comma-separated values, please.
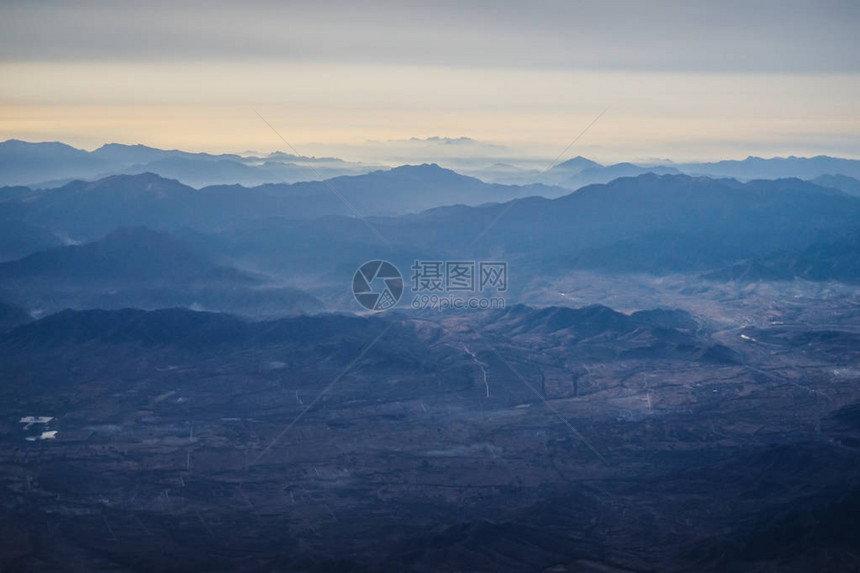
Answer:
[0, 300, 31, 331]
[1, 306, 858, 571]
[3, 308, 385, 352]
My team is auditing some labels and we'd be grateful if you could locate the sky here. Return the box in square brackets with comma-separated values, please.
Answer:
[1, 0, 859, 163]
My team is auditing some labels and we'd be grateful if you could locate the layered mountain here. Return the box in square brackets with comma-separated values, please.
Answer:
[550, 161, 681, 189]
[0, 227, 324, 317]
[682, 155, 860, 181]
[0, 226, 231, 283]
[206, 163, 565, 218]
[201, 174, 860, 284]
[4, 171, 860, 293]
[464, 154, 860, 189]
[0, 173, 231, 239]
[465, 157, 681, 188]
[0, 139, 372, 187]
[0, 167, 566, 242]
[812, 174, 860, 197]
[6, 140, 860, 191]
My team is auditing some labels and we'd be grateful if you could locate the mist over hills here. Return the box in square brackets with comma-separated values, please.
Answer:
[208, 163, 566, 218]
[414, 174, 859, 265]
[185, 173, 860, 284]
[683, 155, 860, 180]
[553, 156, 602, 172]
[812, 173, 860, 197]
[0, 166, 566, 243]
[6, 139, 860, 191]
[0, 139, 374, 188]
[0, 226, 232, 282]
[0, 227, 324, 318]
[439, 153, 860, 189]
[0, 219, 63, 261]
[493, 158, 683, 189]
[4, 169, 859, 299]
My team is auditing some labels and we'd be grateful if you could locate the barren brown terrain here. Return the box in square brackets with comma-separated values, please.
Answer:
[1, 283, 859, 572]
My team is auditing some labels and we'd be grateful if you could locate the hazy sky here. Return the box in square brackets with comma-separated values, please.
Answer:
[1, 0, 858, 163]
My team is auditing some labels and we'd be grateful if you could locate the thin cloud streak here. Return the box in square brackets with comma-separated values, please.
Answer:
[1, 1, 858, 73]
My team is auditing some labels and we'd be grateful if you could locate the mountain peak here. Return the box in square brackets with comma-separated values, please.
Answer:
[73, 172, 187, 189]
[95, 142, 159, 151]
[386, 163, 465, 178]
[392, 162, 445, 171]
[553, 156, 602, 172]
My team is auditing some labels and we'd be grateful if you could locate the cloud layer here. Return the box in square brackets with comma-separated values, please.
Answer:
[2, 0, 858, 72]
[1, 1, 858, 161]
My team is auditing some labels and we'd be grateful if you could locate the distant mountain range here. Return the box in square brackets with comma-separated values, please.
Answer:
[682, 156, 860, 181]
[0, 139, 376, 187]
[448, 157, 682, 187]
[466, 155, 860, 189]
[0, 167, 567, 243]
[194, 173, 860, 284]
[5, 140, 860, 192]
[453, 174, 860, 278]
[2, 168, 860, 304]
